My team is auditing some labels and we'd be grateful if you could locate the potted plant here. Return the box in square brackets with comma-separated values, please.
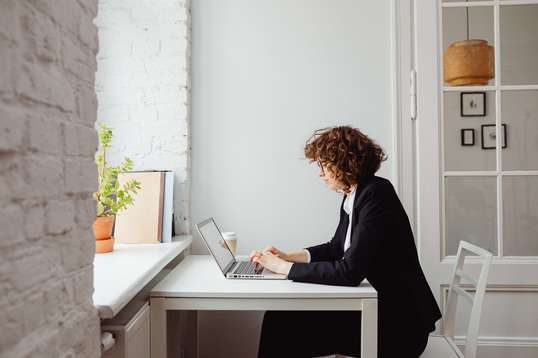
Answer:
[92, 123, 141, 253]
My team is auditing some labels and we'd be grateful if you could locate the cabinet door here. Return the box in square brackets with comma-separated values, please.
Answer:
[125, 303, 150, 358]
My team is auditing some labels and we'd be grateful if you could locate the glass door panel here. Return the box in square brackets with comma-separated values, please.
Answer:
[500, 5, 538, 85]
[503, 176, 538, 256]
[445, 176, 498, 255]
[444, 91, 496, 171]
[443, 91, 496, 171]
[501, 90, 538, 170]
[443, 6, 495, 86]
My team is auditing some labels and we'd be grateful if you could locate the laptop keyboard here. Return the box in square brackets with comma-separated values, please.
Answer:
[232, 261, 264, 275]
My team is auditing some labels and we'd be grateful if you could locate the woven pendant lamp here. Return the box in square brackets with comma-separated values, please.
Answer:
[444, 39, 494, 86]
[443, 5, 495, 86]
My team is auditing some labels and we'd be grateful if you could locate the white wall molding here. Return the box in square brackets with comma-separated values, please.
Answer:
[440, 284, 538, 358]
[455, 336, 538, 347]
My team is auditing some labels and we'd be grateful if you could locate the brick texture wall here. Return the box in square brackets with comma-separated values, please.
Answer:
[95, 0, 191, 235]
[0, 0, 100, 357]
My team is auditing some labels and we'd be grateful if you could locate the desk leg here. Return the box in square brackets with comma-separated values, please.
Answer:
[151, 297, 167, 358]
[361, 299, 378, 358]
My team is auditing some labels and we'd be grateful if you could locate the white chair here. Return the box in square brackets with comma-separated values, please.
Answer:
[421, 240, 492, 358]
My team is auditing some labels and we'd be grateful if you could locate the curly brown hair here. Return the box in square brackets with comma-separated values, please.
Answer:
[304, 126, 387, 193]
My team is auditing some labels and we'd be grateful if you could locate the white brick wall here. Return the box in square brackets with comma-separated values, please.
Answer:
[0, 0, 100, 357]
[95, 0, 191, 235]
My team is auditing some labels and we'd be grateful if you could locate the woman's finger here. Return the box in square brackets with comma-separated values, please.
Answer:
[252, 256, 262, 266]
[249, 250, 262, 262]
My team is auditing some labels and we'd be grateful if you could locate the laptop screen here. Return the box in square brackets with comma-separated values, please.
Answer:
[196, 218, 235, 274]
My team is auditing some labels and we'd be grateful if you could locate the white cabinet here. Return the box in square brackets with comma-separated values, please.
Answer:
[102, 303, 150, 358]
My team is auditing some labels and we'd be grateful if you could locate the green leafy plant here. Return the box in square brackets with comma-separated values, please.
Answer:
[93, 123, 141, 217]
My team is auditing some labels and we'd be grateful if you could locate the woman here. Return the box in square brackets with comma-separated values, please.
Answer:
[249, 126, 441, 358]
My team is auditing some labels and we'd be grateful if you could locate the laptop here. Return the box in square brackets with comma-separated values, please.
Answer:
[196, 218, 287, 280]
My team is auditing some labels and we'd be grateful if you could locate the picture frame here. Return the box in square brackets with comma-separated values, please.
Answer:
[460, 128, 475, 146]
[481, 124, 507, 150]
[461, 92, 486, 117]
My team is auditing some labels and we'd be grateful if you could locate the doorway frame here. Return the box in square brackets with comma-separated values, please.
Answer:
[391, 0, 417, 237]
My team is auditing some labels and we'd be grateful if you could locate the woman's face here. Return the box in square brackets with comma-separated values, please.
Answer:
[317, 161, 346, 192]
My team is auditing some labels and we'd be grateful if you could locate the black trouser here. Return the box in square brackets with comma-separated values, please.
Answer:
[258, 311, 430, 358]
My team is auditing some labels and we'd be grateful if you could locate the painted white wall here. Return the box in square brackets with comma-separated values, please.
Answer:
[191, 0, 393, 255]
[191, 1, 394, 357]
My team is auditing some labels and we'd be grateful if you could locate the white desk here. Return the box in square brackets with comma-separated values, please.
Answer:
[150, 255, 378, 358]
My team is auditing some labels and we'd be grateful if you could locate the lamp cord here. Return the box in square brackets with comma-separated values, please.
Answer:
[465, 0, 469, 40]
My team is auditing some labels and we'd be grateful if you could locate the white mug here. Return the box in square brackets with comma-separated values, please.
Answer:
[221, 232, 238, 256]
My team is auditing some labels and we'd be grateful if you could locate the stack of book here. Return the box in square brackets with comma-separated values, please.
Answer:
[114, 170, 175, 244]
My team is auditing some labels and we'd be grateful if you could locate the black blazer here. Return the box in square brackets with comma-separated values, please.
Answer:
[288, 176, 442, 337]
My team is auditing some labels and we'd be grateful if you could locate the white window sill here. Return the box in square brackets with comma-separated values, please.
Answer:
[93, 235, 192, 319]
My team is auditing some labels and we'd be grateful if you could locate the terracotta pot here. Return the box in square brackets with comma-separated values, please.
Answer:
[93, 215, 115, 239]
[444, 39, 494, 86]
[95, 237, 115, 254]
[93, 215, 115, 253]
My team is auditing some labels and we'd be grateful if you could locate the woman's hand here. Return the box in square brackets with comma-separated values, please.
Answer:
[251, 251, 293, 275]
[263, 245, 290, 261]
[249, 245, 288, 262]
[249, 245, 310, 265]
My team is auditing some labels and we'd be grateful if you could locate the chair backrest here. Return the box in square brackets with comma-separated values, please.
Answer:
[442, 240, 492, 358]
